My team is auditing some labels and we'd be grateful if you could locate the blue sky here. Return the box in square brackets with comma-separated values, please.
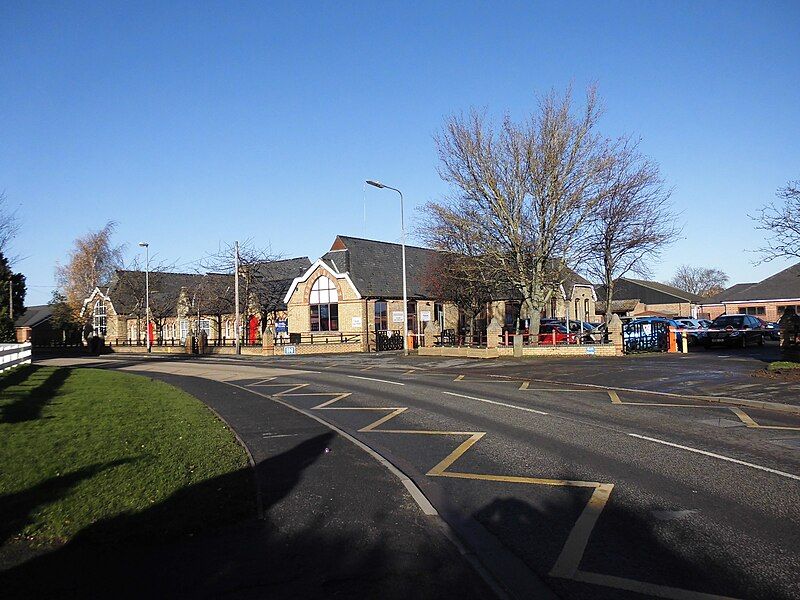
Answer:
[2, 1, 799, 304]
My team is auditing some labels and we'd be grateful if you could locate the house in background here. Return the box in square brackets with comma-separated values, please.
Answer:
[697, 262, 800, 321]
[283, 235, 597, 350]
[595, 278, 702, 320]
[14, 305, 54, 343]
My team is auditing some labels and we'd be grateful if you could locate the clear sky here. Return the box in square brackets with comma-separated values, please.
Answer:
[2, 1, 799, 305]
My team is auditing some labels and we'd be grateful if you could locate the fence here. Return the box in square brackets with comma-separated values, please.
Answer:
[1, 342, 32, 372]
[275, 332, 363, 346]
[434, 328, 611, 348]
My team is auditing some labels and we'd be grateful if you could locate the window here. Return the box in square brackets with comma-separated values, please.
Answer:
[374, 301, 388, 331]
[199, 319, 211, 337]
[504, 301, 520, 330]
[180, 319, 189, 342]
[310, 276, 339, 331]
[778, 305, 800, 315]
[738, 306, 765, 316]
[584, 299, 590, 322]
[93, 301, 107, 336]
[574, 299, 580, 320]
[550, 296, 557, 318]
[434, 302, 445, 330]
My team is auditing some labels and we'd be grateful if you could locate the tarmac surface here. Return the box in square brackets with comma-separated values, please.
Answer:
[31, 349, 800, 599]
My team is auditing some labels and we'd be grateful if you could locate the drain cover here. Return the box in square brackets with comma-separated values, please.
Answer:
[698, 418, 746, 428]
[770, 438, 800, 450]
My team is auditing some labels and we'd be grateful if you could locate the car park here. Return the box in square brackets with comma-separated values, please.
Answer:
[703, 314, 764, 348]
[673, 318, 707, 346]
[757, 318, 780, 341]
[538, 323, 579, 345]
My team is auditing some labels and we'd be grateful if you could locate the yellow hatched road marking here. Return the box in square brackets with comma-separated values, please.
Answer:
[248, 376, 745, 600]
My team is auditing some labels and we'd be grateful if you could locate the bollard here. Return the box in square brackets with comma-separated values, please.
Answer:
[681, 332, 688, 354]
[667, 327, 678, 353]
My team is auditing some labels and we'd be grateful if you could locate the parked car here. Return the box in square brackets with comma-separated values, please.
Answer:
[673, 318, 708, 346]
[703, 314, 764, 348]
[756, 318, 780, 341]
[624, 317, 685, 348]
[538, 323, 578, 345]
[698, 319, 713, 328]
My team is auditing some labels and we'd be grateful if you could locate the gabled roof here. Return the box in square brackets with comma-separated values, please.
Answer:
[597, 278, 702, 305]
[108, 270, 207, 315]
[701, 262, 800, 303]
[320, 235, 441, 298]
[595, 299, 640, 314]
[251, 257, 312, 310]
[14, 305, 53, 328]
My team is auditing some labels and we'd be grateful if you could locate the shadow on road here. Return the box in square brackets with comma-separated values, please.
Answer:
[474, 486, 795, 600]
[0, 431, 484, 599]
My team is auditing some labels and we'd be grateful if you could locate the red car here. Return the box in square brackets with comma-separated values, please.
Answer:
[538, 323, 579, 345]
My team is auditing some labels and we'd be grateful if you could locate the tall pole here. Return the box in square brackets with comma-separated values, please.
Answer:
[234, 240, 241, 355]
[139, 242, 150, 352]
[9, 279, 13, 320]
[366, 181, 408, 356]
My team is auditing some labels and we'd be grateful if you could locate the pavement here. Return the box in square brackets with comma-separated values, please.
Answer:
[20, 349, 800, 599]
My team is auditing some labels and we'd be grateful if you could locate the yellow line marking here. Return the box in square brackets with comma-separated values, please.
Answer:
[550, 483, 614, 578]
[519, 381, 530, 390]
[728, 407, 800, 430]
[273, 384, 310, 395]
[403, 369, 417, 375]
[608, 390, 621, 404]
[251, 377, 277, 386]
[246, 376, 744, 600]
[360, 365, 377, 371]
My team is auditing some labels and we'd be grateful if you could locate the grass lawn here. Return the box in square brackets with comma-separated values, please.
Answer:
[0, 365, 254, 548]
[768, 361, 800, 371]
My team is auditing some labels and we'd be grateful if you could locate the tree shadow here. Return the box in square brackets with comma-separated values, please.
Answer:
[0, 459, 138, 546]
[473, 481, 796, 600]
[0, 432, 488, 599]
[0, 366, 70, 424]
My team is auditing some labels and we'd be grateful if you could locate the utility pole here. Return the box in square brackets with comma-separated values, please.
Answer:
[234, 240, 241, 355]
[8, 279, 12, 320]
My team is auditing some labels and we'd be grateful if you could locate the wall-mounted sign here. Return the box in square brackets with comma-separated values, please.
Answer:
[275, 319, 288, 333]
[352, 316, 362, 328]
[392, 311, 405, 323]
[420, 311, 431, 322]
[283, 345, 297, 355]
[585, 346, 596, 355]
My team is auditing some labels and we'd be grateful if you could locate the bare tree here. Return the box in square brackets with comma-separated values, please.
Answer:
[667, 265, 729, 298]
[582, 139, 678, 319]
[753, 179, 800, 262]
[55, 222, 125, 319]
[419, 86, 614, 342]
[0, 192, 20, 259]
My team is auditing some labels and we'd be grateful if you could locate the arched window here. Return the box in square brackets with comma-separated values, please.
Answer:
[550, 296, 557, 318]
[310, 276, 339, 332]
[93, 300, 107, 336]
[574, 299, 580, 321]
[584, 299, 590, 322]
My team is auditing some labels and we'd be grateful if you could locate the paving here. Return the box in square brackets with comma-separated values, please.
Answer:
[29, 351, 800, 599]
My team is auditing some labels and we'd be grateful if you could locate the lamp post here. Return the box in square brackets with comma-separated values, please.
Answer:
[138, 242, 150, 352]
[366, 180, 409, 356]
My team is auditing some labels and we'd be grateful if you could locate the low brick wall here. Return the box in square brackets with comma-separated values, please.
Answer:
[418, 344, 620, 359]
[271, 342, 363, 356]
[106, 345, 187, 354]
[418, 347, 500, 359]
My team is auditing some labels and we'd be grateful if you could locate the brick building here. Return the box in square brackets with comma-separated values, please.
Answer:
[697, 262, 800, 321]
[283, 235, 597, 350]
[595, 278, 702, 320]
[80, 258, 311, 343]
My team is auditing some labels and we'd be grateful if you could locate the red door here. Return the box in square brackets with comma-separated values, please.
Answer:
[248, 316, 259, 345]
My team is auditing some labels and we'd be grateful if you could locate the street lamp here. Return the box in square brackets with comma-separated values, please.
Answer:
[138, 242, 150, 352]
[366, 180, 409, 356]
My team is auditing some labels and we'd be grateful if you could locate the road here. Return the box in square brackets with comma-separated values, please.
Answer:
[46, 353, 800, 600]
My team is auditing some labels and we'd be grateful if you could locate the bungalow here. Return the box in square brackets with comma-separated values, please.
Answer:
[595, 278, 702, 320]
[697, 262, 800, 321]
[14, 305, 54, 343]
[283, 235, 597, 350]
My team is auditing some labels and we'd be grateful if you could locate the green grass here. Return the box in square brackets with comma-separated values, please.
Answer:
[768, 361, 800, 371]
[0, 366, 254, 547]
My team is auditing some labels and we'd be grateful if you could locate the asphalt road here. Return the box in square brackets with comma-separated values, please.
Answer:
[45, 353, 800, 600]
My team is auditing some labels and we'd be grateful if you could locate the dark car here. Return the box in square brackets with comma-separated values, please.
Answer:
[703, 314, 764, 348]
[757, 318, 780, 341]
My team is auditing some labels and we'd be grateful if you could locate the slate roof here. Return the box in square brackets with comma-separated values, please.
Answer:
[251, 257, 312, 310]
[595, 299, 640, 314]
[596, 278, 703, 305]
[14, 305, 53, 328]
[701, 262, 800, 303]
[319, 235, 593, 300]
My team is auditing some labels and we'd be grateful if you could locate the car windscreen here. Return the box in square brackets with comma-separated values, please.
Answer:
[712, 316, 744, 328]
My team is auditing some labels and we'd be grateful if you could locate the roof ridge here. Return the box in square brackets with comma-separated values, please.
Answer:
[622, 277, 699, 301]
[336, 234, 436, 252]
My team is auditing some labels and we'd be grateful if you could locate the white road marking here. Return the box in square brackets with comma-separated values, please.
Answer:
[442, 391, 549, 415]
[347, 375, 405, 386]
[628, 433, 800, 482]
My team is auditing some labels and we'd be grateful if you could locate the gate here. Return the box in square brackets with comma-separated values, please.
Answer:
[622, 321, 669, 353]
[375, 330, 404, 351]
